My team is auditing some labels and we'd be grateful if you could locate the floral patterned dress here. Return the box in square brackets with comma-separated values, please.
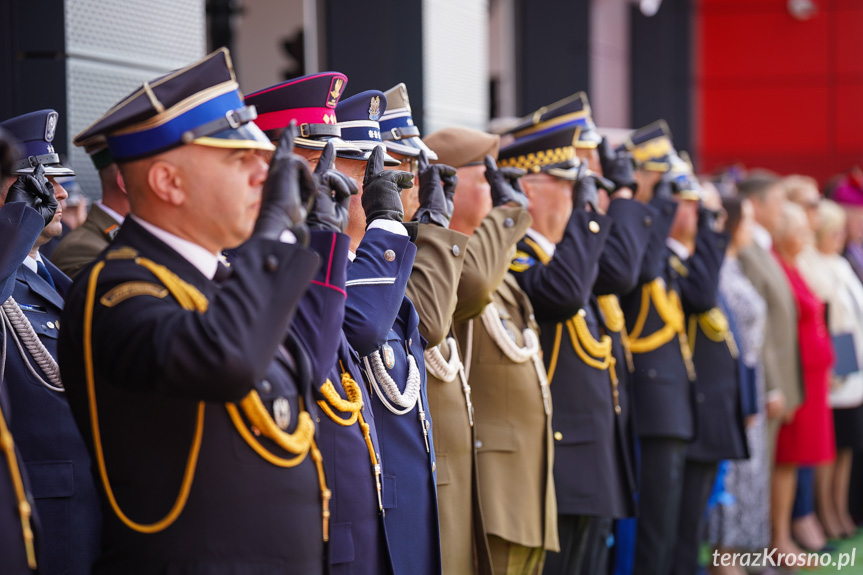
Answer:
[706, 257, 771, 549]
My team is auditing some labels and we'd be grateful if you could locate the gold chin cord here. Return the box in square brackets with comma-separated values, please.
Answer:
[83, 254, 328, 538]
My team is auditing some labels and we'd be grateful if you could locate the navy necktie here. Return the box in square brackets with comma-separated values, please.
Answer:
[36, 260, 56, 290]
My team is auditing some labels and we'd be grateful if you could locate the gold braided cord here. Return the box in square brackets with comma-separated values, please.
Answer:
[235, 391, 316, 456]
[546, 323, 563, 383]
[309, 435, 331, 542]
[628, 280, 685, 354]
[0, 404, 37, 568]
[687, 315, 698, 355]
[84, 253, 324, 535]
[84, 260, 205, 534]
[570, 315, 612, 358]
[690, 308, 740, 360]
[597, 295, 625, 333]
[317, 373, 364, 426]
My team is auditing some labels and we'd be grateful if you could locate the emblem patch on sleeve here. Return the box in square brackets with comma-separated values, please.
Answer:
[509, 251, 536, 273]
[100, 281, 169, 307]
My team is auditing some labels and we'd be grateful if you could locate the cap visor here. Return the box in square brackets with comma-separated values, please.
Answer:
[294, 136, 363, 154]
[339, 142, 401, 166]
[383, 136, 438, 161]
[16, 165, 76, 177]
[575, 129, 602, 149]
[193, 122, 275, 152]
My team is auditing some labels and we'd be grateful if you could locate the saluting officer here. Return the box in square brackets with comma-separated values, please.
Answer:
[58, 49, 330, 574]
[666, 169, 747, 575]
[500, 98, 621, 575]
[0, 109, 101, 575]
[245, 77, 407, 574]
[51, 143, 129, 278]
[420, 126, 534, 575]
[0, 125, 48, 575]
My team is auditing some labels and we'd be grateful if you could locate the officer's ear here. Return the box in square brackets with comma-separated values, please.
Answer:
[147, 160, 186, 207]
[115, 168, 127, 196]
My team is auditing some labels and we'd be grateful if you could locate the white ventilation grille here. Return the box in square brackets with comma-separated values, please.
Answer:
[422, 0, 490, 135]
[64, 0, 206, 198]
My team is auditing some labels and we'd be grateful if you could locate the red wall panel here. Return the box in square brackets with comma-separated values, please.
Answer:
[696, 0, 863, 184]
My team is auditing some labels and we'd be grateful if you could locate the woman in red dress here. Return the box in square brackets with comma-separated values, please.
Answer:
[771, 202, 836, 560]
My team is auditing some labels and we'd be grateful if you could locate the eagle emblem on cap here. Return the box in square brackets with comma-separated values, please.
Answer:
[45, 112, 58, 142]
[368, 96, 381, 121]
[327, 77, 345, 108]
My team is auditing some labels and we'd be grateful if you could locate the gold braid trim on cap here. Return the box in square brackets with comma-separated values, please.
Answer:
[497, 146, 575, 172]
[83, 252, 327, 536]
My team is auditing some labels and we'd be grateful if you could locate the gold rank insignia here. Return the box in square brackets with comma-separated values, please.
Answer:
[327, 77, 344, 108]
[669, 255, 689, 277]
[100, 281, 169, 307]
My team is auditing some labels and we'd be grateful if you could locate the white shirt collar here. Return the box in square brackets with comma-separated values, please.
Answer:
[752, 222, 772, 251]
[526, 228, 556, 258]
[96, 202, 125, 225]
[23, 251, 43, 274]
[666, 237, 691, 260]
[132, 215, 220, 280]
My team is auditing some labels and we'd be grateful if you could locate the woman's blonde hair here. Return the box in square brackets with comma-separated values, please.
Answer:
[815, 199, 846, 245]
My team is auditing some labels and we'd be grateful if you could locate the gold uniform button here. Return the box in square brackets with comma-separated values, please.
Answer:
[589, 221, 600, 234]
[384, 249, 396, 262]
[46, 321, 55, 329]
[554, 431, 563, 441]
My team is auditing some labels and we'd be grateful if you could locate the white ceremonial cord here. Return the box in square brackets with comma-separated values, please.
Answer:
[0, 297, 63, 392]
[480, 303, 540, 364]
[480, 303, 550, 415]
[365, 349, 422, 415]
[424, 337, 462, 383]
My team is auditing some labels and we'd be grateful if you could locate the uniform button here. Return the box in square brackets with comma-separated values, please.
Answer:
[696, 393, 705, 403]
[452, 244, 461, 256]
[554, 431, 563, 441]
[577, 309, 586, 317]
[647, 368, 657, 379]
[643, 216, 653, 227]
[409, 338, 413, 346]
[55, 320, 60, 329]
[589, 221, 600, 234]
[504, 217, 514, 228]
[475, 440, 483, 449]
[46, 321, 55, 329]
[259, 379, 272, 393]
[384, 249, 396, 262]
[264, 254, 279, 272]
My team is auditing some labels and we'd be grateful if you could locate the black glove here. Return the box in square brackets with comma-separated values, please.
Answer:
[572, 160, 598, 212]
[652, 175, 674, 201]
[7, 161, 58, 227]
[598, 137, 637, 194]
[0, 127, 17, 180]
[253, 127, 315, 246]
[484, 155, 528, 208]
[362, 145, 413, 226]
[698, 203, 719, 231]
[412, 149, 456, 228]
[306, 141, 358, 233]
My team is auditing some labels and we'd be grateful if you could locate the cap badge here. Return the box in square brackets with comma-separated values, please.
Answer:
[45, 112, 58, 142]
[368, 96, 381, 121]
[382, 343, 396, 370]
[327, 77, 344, 108]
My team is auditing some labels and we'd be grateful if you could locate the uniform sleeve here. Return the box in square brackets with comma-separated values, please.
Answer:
[404, 224, 469, 347]
[452, 206, 532, 324]
[61, 237, 320, 402]
[594, 198, 657, 296]
[634, 197, 678, 288]
[0, 202, 44, 302]
[343, 227, 417, 355]
[678, 227, 729, 315]
[511, 211, 611, 322]
[50, 226, 107, 279]
[292, 230, 350, 387]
